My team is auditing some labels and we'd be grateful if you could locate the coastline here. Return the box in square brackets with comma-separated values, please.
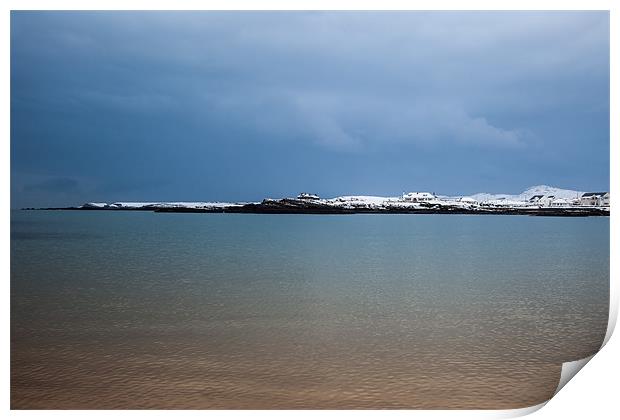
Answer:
[26, 200, 610, 217]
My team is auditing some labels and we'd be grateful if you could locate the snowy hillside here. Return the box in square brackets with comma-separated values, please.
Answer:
[75, 185, 605, 213]
[82, 201, 245, 209]
[470, 185, 583, 202]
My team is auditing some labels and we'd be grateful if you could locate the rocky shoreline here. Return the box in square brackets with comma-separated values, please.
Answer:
[30, 198, 610, 217]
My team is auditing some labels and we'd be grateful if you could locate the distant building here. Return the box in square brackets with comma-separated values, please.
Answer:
[402, 192, 436, 202]
[580, 192, 608, 206]
[550, 198, 570, 207]
[459, 196, 478, 204]
[539, 195, 555, 207]
[602, 193, 610, 206]
[297, 192, 320, 200]
[530, 194, 562, 207]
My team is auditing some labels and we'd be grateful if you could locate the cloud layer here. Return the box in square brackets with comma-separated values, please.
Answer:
[11, 11, 609, 207]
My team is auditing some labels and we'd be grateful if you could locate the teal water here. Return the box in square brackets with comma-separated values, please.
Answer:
[11, 211, 609, 409]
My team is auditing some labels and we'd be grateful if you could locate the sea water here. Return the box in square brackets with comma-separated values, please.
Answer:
[10, 211, 609, 409]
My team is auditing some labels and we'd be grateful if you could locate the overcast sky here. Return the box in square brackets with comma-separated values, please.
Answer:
[11, 11, 609, 207]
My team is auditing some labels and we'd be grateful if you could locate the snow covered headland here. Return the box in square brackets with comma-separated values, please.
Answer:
[43, 185, 608, 216]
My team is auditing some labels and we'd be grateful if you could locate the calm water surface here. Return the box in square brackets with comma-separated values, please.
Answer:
[11, 211, 609, 409]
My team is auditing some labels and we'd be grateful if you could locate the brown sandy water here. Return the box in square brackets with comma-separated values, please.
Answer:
[11, 211, 609, 409]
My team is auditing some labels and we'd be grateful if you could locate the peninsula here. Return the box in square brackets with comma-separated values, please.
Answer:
[30, 185, 609, 217]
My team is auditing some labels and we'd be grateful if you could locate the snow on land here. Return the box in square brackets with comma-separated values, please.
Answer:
[323, 185, 587, 209]
[82, 201, 245, 209]
[324, 195, 452, 209]
[481, 199, 535, 208]
[153, 202, 245, 208]
[470, 185, 582, 203]
[109, 202, 159, 208]
[325, 195, 401, 207]
[82, 202, 108, 208]
[80, 186, 594, 211]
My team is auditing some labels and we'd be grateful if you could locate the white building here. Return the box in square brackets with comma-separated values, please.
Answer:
[402, 192, 436, 202]
[539, 195, 555, 207]
[550, 198, 570, 207]
[580, 192, 608, 206]
[529, 195, 544, 204]
[602, 193, 610, 206]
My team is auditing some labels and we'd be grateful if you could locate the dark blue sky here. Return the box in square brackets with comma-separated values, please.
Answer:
[11, 11, 609, 208]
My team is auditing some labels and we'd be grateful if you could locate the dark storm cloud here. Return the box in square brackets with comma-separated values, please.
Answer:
[23, 177, 79, 193]
[10, 11, 609, 207]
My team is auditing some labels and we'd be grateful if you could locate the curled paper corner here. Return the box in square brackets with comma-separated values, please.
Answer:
[546, 302, 619, 401]
[490, 401, 548, 419]
[602, 297, 617, 348]
[554, 354, 595, 396]
[489, 354, 598, 419]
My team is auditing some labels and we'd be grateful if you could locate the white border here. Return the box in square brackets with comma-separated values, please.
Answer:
[3, 1, 617, 419]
